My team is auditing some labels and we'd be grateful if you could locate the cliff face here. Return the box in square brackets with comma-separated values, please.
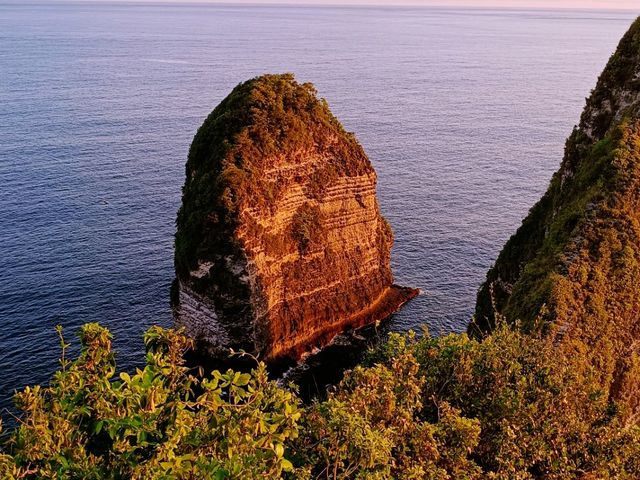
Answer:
[474, 18, 640, 414]
[173, 74, 417, 363]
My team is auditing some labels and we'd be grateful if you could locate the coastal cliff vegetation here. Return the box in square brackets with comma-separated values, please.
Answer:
[473, 16, 640, 419]
[1, 321, 638, 479]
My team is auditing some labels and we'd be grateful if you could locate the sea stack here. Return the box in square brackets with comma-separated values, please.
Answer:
[173, 74, 417, 363]
[474, 19, 640, 413]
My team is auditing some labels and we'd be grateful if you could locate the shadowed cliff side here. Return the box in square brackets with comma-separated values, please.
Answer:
[473, 18, 640, 416]
[173, 73, 418, 364]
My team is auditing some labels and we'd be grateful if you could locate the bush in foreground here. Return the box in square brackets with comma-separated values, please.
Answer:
[1, 321, 639, 479]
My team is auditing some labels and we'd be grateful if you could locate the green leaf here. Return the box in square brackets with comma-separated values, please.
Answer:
[93, 420, 104, 434]
[281, 458, 294, 472]
[275, 443, 284, 458]
[236, 373, 251, 386]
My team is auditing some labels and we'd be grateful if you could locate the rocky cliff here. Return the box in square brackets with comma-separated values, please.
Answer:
[474, 18, 640, 414]
[173, 74, 417, 363]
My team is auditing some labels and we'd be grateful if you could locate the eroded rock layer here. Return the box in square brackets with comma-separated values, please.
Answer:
[474, 18, 640, 415]
[173, 74, 417, 363]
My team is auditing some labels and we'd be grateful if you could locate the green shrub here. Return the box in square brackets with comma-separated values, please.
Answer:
[374, 321, 640, 479]
[2, 324, 300, 480]
[295, 346, 481, 479]
[1, 321, 638, 479]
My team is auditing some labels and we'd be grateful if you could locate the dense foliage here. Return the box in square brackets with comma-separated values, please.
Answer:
[473, 16, 640, 417]
[2, 321, 638, 479]
[0, 325, 300, 479]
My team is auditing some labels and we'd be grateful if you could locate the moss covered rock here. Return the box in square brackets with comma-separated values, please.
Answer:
[473, 18, 640, 416]
[173, 74, 417, 363]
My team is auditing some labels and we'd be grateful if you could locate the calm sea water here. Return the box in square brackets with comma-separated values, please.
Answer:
[0, 2, 637, 411]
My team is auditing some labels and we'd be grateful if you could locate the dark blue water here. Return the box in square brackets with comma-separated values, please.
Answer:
[0, 2, 637, 411]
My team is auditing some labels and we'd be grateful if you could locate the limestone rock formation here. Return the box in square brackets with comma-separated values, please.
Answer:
[173, 74, 417, 363]
[474, 18, 640, 413]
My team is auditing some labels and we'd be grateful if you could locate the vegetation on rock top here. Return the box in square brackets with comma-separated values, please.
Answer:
[175, 73, 370, 276]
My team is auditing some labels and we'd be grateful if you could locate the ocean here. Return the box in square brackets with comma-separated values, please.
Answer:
[0, 1, 637, 411]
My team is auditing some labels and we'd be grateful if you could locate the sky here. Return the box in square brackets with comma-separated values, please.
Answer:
[83, 0, 639, 9]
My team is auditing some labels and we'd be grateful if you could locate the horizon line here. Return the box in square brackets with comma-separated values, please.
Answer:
[12, 0, 640, 12]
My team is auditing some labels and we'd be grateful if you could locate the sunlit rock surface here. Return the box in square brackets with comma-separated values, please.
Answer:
[173, 74, 417, 363]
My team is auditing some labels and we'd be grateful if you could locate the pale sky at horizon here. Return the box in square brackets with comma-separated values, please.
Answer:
[73, 0, 640, 10]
